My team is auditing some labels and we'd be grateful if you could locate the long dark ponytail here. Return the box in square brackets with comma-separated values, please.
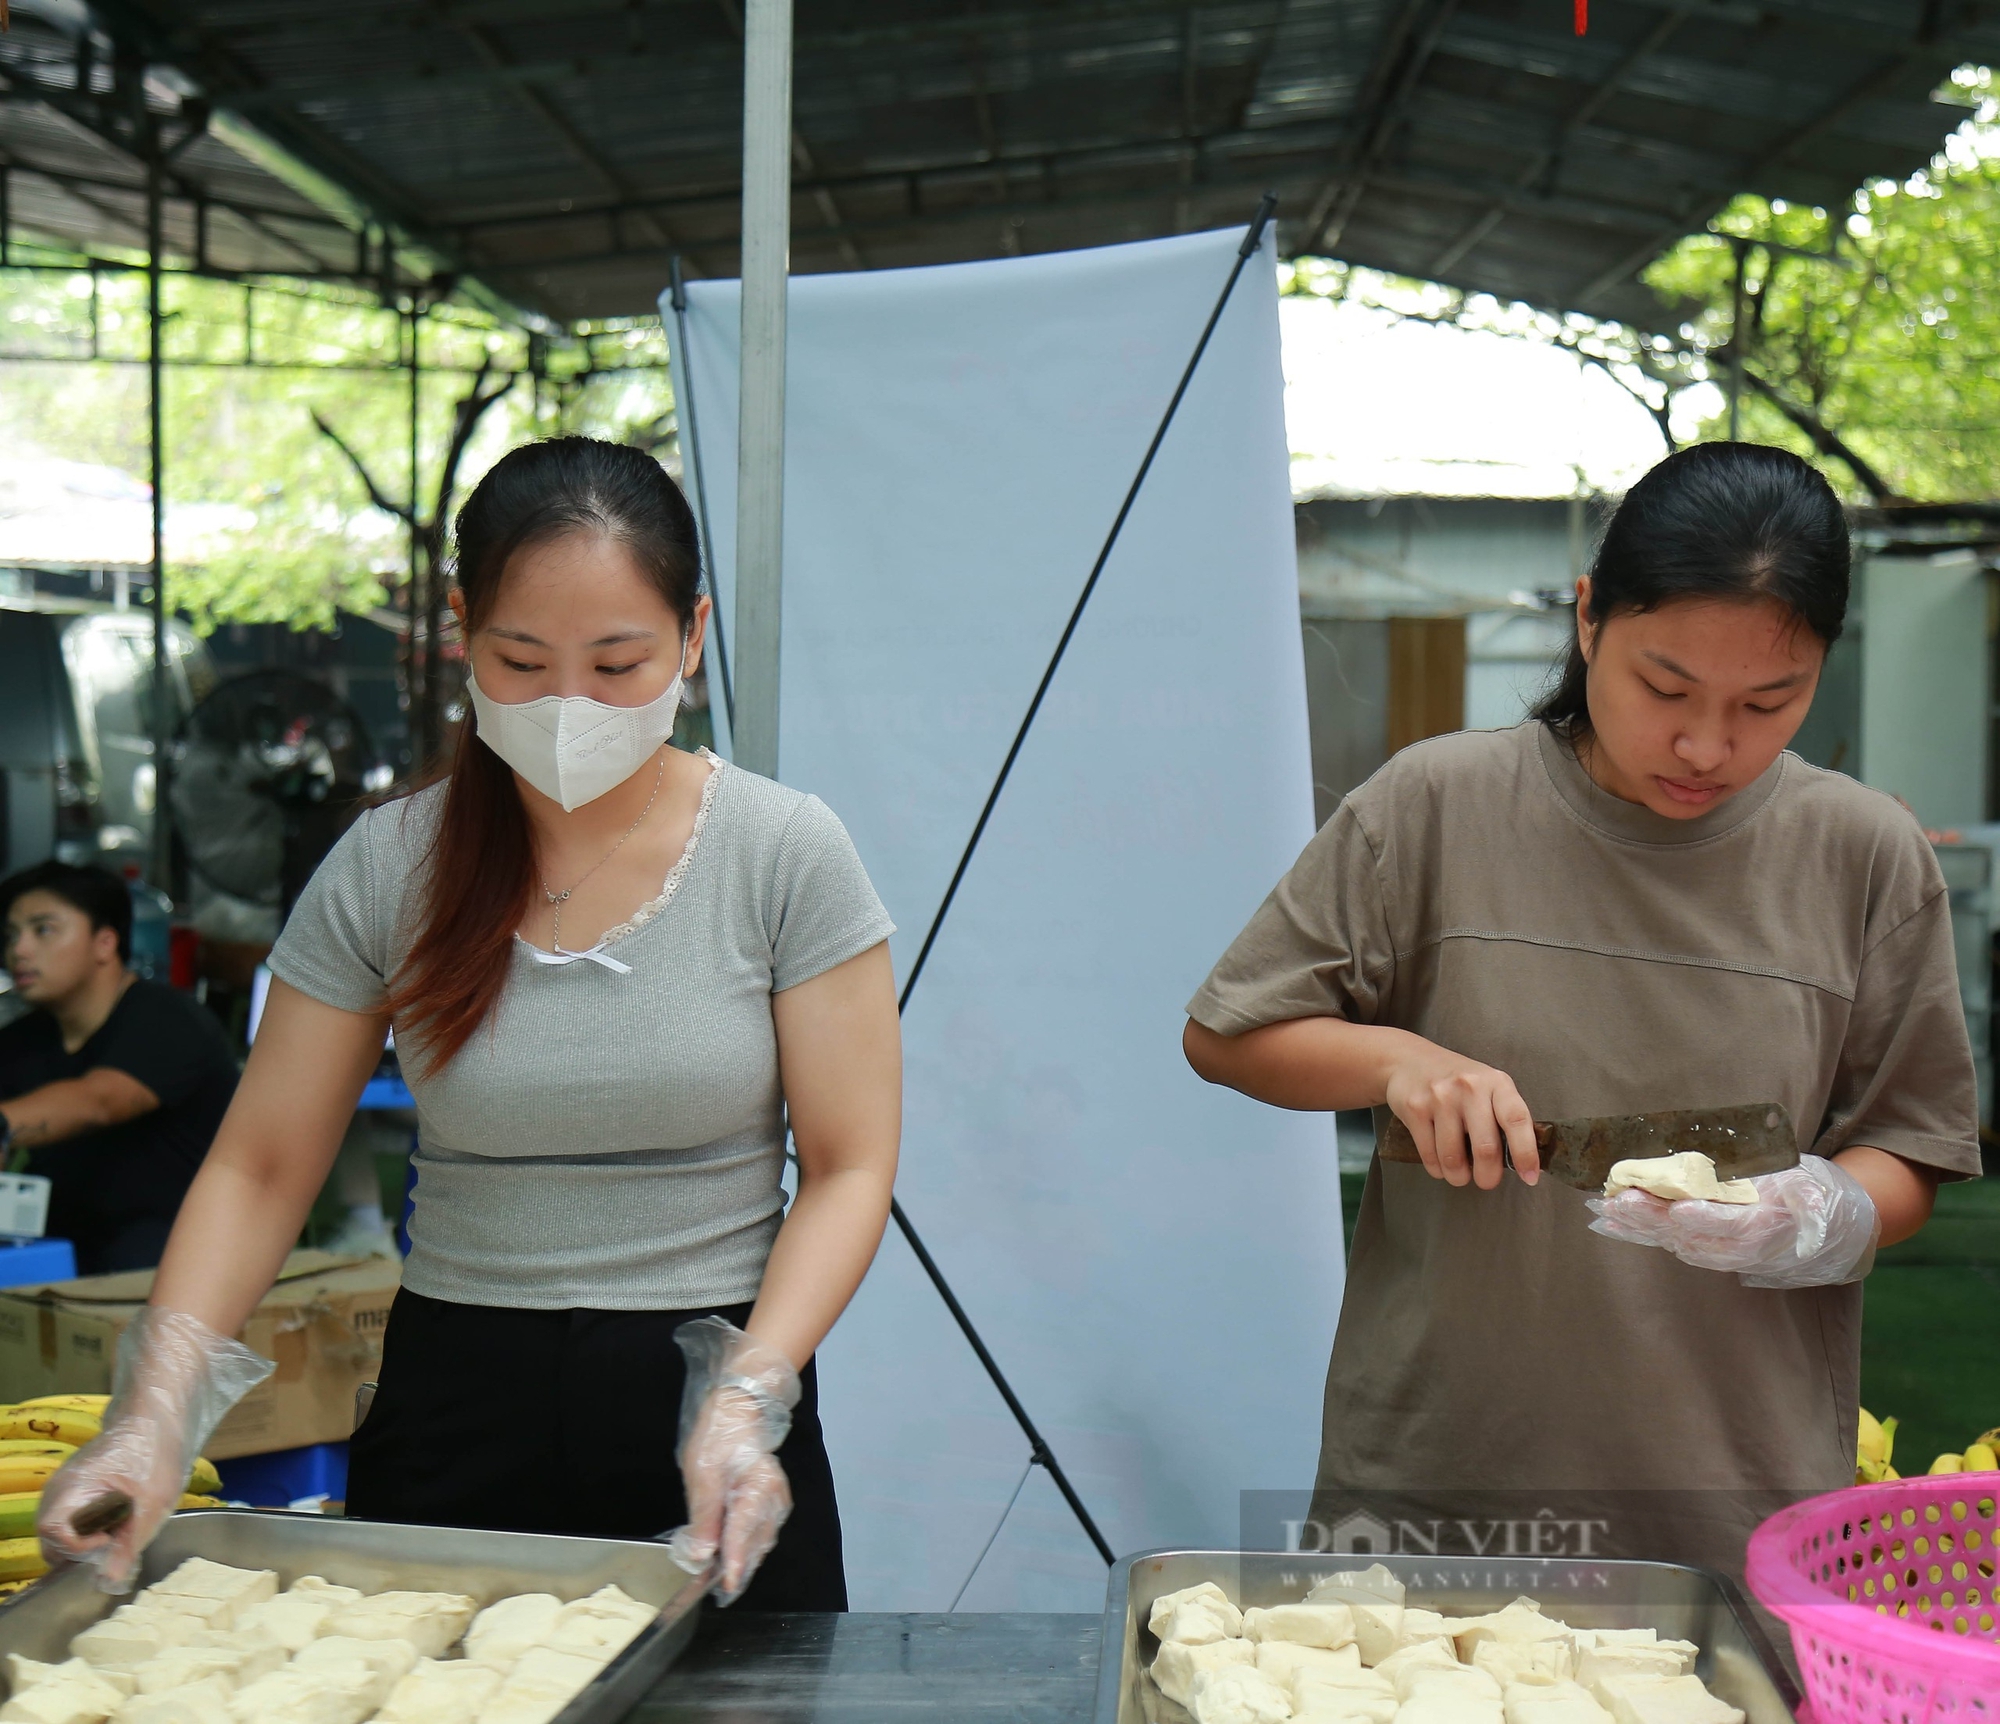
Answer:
[388, 438, 702, 1069]
[1535, 442, 1850, 737]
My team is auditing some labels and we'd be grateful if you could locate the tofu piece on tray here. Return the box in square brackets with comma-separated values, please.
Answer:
[1375, 1641, 1463, 1699]
[225, 1666, 376, 1724]
[1152, 1640, 1257, 1708]
[1151, 1584, 1247, 1647]
[1576, 1646, 1693, 1701]
[289, 1635, 420, 1705]
[112, 1677, 234, 1724]
[463, 1595, 564, 1670]
[1187, 1665, 1294, 1724]
[0, 1676, 128, 1724]
[1474, 1640, 1574, 1688]
[5, 1661, 132, 1701]
[477, 1647, 605, 1724]
[128, 1644, 284, 1697]
[539, 1587, 657, 1665]
[1295, 1675, 1400, 1724]
[232, 1597, 336, 1656]
[143, 1563, 277, 1632]
[374, 1658, 502, 1724]
[1245, 1605, 1356, 1651]
[323, 1592, 476, 1661]
[1598, 1677, 1742, 1724]
[1504, 1679, 1613, 1724]
[1256, 1642, 1364, 1690]
[72, 1610, 206, 1674]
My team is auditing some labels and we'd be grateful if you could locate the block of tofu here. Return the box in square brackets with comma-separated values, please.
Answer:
[476, 1647, 604, 1724]
[1602, 1155, 1756, 1205]
[290, 1635, 419, 1704]
[225, 1667, 376, 1724]
[1245, 1605, 1357, 1651]
[1396, 1693, 1504, 1724]
[374, 1658, 502, 1724]
[1452, 1603, 1571, 1663]
[1348, 1604, 1406, 1667]
[1153, 1640, 1257, 1708]
[1295, 1675, 1399, 1724]
[323, 1591, 476, 1660]
[129, 1644, 284, 1697]
[283, 1580, 362, 1608]
[1576, 1647, 1692, 1701]
[1398, 1611, 1457, 1655]
[1404, 1669, 1503, 1707]
[1307, 1566, 1406, 1610]
[232, 1597, 336, 1656]
[463, 1594, 564, 1669]
[71, 1610, 207, 1674]
[1474, 1640, 1575, 1687]
[1256, 1642, 1365, 1690]
[113, 1677, 234, 1724]
[1188, 1664, 1294, 1724]
[1376, 1641, 1463, 1700]
[0, 1670, 130, 1724]
[6, 1664, 133, 1705]
[1598, 1677, 1742, 1724]
[1504, 1680, 1613, 1724]
[128, 1596, 237, 1635]
[540, 1587, 657, 1665]
[1150, 1583, 1246, 1647]
[146, 1562, 277, 1622]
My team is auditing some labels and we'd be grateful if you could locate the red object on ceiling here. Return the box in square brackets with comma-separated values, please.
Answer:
[1575, 0, 1587, 30]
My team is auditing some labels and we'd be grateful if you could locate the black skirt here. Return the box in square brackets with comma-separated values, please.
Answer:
[346, 1288, 847, 1612]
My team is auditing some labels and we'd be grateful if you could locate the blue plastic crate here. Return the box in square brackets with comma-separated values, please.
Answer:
[214, 1441, 348, 1508]
[0, 1238, 77, 1288]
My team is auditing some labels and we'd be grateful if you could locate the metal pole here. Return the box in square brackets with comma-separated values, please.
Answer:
[147, 154, 172, 890]
[1727, 239, 1746, 442]
[407, 306, 425, 771]
[669, 255, 735, 743]
[733, 0, 792, 780]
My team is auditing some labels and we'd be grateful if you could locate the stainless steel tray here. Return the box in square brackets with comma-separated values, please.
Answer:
[0, 1509, 708, 1724]
[1094, 1550, 1803, 1724]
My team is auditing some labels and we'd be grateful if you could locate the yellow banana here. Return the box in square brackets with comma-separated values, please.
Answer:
[1858, 1408, 1895, 1468]
[1963, 1442, 1998, 1472]
[0, 1538, 47, 1582]
[1930, 1453, 1967, 1475]
[1977, 1427, 2000, 1451]
[0, 1441, 72, 1459]
[0, 1579, 30, 1599]
[177, 1495, 225, 1511]
[0, 1493, 39, 1541]
[1886, 1466, 1902, 1479]
[0, 1410, 99, 1447]
[0, 1456, 67, 1496]
[187, 1458, 221, 1497]
[12, 1395, 108, 1414]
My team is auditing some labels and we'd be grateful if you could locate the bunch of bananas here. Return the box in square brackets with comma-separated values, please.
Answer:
[1856, 1408, 2000, 1484]
[0, 1394, 225, 1593]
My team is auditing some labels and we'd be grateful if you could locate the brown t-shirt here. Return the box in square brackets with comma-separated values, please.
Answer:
[1191, 722, 1978, 1514]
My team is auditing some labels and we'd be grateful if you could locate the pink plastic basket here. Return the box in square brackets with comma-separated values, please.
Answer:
[1746, 1475, 2000, 1722]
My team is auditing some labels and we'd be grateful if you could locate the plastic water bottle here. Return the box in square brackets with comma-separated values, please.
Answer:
[126, 875, 173, 983]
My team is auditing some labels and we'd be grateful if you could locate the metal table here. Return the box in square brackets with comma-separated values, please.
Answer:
[634, 1612, 1103, 1721]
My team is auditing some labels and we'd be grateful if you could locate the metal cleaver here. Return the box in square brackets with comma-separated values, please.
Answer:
[1377, 1101, 1800, 1191]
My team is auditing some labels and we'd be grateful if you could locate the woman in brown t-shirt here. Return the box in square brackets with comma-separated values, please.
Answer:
[1183, 443, 1978, 1563]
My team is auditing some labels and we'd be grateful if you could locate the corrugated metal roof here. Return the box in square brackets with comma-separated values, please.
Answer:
[2, 0, 1991, 325]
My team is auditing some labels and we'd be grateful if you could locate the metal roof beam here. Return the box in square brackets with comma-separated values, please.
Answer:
[1426, 6, 1690, 277]
[1574, 34, 1942, 302]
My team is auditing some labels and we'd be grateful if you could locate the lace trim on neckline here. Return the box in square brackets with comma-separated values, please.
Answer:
[594, 748, 724, 949]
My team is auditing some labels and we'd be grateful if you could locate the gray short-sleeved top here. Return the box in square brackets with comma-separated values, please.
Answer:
[269, 754, 895, 1310]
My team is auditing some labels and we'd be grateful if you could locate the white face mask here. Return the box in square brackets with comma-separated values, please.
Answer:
[467, 645, 687, 812]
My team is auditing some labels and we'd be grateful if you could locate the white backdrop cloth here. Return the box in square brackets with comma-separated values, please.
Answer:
[663, 226, 1342, 1612]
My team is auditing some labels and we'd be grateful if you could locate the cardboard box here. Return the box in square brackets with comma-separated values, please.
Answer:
[0, 1250, 400, 1459]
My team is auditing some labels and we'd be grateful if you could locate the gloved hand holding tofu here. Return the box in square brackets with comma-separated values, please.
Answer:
[661, 1315, 800, 1607]
[37, 1310, 274, 1593]
[1587, 1154, 1878, 1289]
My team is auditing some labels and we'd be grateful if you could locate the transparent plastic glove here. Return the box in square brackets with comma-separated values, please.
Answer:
[661, 1316, 800, 1606]
[38, 1307, 273, 1592]
[1587, 1156, 1879, 1289]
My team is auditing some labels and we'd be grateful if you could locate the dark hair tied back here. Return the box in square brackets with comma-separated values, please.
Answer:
[1533, 442, 1850, 736]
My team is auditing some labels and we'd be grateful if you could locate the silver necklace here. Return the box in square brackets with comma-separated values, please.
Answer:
[540, 751, 667, 952]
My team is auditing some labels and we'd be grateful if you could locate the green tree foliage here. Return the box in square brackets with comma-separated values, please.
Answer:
[0, 266, 678, 631]
[1642, 66, 1999, 502]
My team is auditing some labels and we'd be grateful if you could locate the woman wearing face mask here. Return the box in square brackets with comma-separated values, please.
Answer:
[1184, 443, 1978, 1569]
[40, 439, 901, 1610]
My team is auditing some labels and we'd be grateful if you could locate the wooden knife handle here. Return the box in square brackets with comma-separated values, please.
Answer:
[1379, 1116, 1553, 1165]
[70, 1492, 133, 1539]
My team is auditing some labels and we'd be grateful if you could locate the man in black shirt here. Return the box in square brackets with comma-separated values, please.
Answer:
[0, 863, 238, 1273]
